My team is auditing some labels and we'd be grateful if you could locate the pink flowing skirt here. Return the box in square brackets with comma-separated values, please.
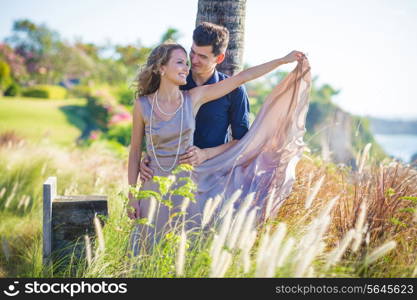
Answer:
[193, 58, 312, 223]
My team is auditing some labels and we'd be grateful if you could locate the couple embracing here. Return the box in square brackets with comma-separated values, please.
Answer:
[127, 22, 311, 254]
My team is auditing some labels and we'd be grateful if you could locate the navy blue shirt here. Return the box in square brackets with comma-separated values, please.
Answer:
[180, 69, 250, 149]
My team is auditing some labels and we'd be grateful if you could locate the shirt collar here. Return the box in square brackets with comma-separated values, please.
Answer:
[188, 69, 219, 87]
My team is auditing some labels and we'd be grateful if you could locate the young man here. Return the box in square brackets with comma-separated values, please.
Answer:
[139, 22, 250, 182]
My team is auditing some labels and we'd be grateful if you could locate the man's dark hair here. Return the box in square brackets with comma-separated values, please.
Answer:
[193, 22, 229, 56]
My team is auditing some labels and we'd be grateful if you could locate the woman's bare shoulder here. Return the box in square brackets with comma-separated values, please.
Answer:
[186, 86, 202, 104]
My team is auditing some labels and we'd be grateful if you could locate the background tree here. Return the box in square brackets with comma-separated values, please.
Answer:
[160, 28, 181, 43]
[196, 0, 246, 75]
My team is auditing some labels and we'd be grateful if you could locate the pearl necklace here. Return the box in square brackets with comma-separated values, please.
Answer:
[149, 90, 184, 172]
[155, 90, 183, 116]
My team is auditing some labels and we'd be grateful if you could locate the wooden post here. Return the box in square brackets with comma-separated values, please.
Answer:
[42, 177, 108, 271]
[43, 176, 56, 267]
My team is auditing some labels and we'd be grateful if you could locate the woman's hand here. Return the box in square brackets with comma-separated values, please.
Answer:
[139, 155, 153, 183]
[127, 192, 140, 220]
[282, 50, 306, 64]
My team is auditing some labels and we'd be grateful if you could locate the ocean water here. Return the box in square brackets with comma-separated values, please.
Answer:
[373, 134, 417, 163]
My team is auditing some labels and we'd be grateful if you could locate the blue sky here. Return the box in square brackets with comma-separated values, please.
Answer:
[1, 0, 417, 119]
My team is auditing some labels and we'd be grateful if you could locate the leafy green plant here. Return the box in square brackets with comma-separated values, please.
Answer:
[0, 60, 12, 93]
[22, 84, 67, 99]
[4, 81, 21, 96]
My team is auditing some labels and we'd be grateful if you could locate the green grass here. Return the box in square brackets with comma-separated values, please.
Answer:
[0, 96, 89, 147]
[1, 108, 416, 278]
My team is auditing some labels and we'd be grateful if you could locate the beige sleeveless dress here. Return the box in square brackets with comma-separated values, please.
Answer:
[130, 59, 312, 255]
[130, 90, 201, 255]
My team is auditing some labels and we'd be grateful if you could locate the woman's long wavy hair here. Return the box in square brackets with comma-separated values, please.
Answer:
[134, 42, 187, 98]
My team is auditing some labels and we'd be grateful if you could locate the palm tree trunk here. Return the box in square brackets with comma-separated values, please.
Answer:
[196, 0, 247, 76]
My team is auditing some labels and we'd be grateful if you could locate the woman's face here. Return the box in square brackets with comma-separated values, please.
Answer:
[160, 49, 190, 86]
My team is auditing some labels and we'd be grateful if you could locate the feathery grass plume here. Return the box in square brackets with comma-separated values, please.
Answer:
[263, 187, 276, 221]
[219, 189, 242, 219]
[237, 208, 258, 251]
[237, 227, 257, 274]
[23, 195, 31, 211]
[180, 197, 190, 213]
[306, 266, 315, 277]
[295, 217, 326, 260]
[358, 143, 372, 174]
[4, 181, 18, 208]
[320, 133, 332, 162]
[0, 187, 6, 198]
[294, 200, 334, 277]
[294, 245, 316, 277]
[255, 222, 287, 277]
[302, 153, 313, 162]
[318, 195, 339, 220]
[93, 215, 105, 256]
[266, 223, 288, 266]
[175, 228, 187, 277]
[325, 229, 355, 270]
[210, 250, 232, 277]
[210, 206, 233, 272]
[255, 225, 271, 268]
[84, 234, 92, 267]
[202, 195, 223, 228]
[276, 237, 295, 268]
[94, 176, 101, 188]
[305, 175, 325, 209]
[17, 194, 26, 210]
[40, 162, 48, 176]
[227, 193, 255, 249]
[297, 214, 330, 258]
[294, 241, 325, 277]
[146, 196, 157, 225]
[351, 200, 367, 252]
[355, 147, 361, 167]
[217, 251, 232, 277]
[1, 237, 10, 262]
[364, 241, 397, 265]
[241, 249, 251, 274]
[202, 197, 214, 227]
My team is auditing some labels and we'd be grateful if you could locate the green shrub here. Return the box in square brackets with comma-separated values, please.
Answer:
[116, 85, 135, 106]
[105, 123, 132, 146]
[68, 85, 93, 98]
[4, 81, 21, 97]
[86, 95, 111, 130]
[22, 85, 67, 99]
[0, 60, 12, 93]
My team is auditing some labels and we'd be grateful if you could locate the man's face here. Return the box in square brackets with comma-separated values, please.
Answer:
[189, 42, 220, 76]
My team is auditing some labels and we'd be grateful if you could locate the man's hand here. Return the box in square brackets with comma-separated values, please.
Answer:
[139, 155, 154, 182]
[179, 145, 208, 167]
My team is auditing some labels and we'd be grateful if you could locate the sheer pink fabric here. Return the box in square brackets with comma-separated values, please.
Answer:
[129, 58, 311, 255]
[193, 58, 312, 223]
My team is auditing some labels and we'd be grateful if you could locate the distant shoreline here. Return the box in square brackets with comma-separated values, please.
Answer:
[368, 116, 417, 135]
[374, 133, 417, 163]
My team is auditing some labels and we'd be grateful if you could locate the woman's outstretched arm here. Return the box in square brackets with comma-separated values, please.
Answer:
[189, 50, 306, 108]
[127, 98, 145, 219]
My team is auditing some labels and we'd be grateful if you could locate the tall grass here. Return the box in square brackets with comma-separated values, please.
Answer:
[0, 133, 416, 278]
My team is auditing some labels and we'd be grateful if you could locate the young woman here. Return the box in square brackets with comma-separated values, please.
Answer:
[128, 43, 311, 254]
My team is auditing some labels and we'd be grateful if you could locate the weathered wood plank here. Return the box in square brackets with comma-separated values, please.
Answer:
[42, 176, 108, 272]
[55, 195, 107, 202]
[51, 198, 108, 264]
[43, 176, 56, 266]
